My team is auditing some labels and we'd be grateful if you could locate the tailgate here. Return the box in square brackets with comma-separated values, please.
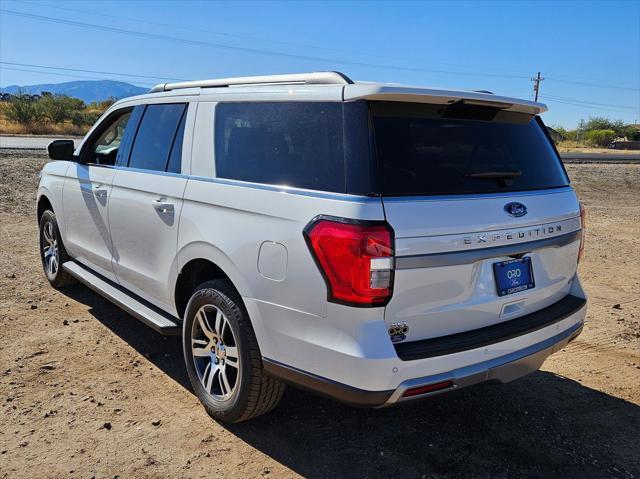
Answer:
[384, 189, 581, 342]
[367, 99, 581, 344]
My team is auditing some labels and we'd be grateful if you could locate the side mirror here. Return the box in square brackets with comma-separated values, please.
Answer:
[47, 140, 75, 161]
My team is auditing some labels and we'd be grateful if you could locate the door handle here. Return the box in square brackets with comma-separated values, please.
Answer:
[92, 184, 108, 198]
[152, 198, 174, 214]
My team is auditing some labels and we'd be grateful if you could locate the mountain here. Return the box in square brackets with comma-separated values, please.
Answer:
[0, 80, 148, 103]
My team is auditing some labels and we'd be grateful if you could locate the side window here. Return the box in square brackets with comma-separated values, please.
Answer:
[166, 108, 187, 174]
[128, 103, 187, 172]
[214, 102, 345, 192]
[85, 109, 132, 166]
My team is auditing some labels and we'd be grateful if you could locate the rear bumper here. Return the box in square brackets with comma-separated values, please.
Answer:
[384, 319, 582, 405]
[263, 294, 586, 407]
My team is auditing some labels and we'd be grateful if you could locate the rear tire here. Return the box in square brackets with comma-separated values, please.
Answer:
[39, 209, 74, 289]
[182, 279, 285, 423]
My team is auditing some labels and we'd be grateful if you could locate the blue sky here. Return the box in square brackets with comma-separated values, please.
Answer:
[1, 0, 638, 128]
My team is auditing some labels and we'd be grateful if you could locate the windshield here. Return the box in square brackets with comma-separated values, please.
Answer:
[370, 101, 569, 196]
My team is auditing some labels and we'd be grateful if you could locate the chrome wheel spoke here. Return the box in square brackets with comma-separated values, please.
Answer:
[43, 222, 54, 245]
[219, 366, 231, 397]
[201, 362, 213, 393]
[192, 304, 239, 401]
[42, 221, 60, 278]
[225, 346, 239, 368]
[197, 310, 214, 340]
[192, 346, 210, 357]
[214, 309, 223, 336]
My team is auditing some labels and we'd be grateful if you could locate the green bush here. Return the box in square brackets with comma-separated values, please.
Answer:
[40, 94, 85, 124]
[584, 129, 616, 147]
[563, 130, 578, 141]
[4, 92, 45, 126]
[70, 110, 102, 128]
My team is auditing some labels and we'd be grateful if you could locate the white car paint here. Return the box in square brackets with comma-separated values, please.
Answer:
[37, 73, 586, 400]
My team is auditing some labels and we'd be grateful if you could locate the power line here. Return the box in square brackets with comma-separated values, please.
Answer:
[14, 0, 640, 92]
[0, 61, 186, 82]
[542, 97, 637, 114]
[546, 77, 639, 92]
[0, 9, 532, 81]
[20, 0, 536, 77]
[3, 61, 636, 117]
[541, 94, 637, 111]
[0, 66, 154, 86]
[0, 61, 188, 81]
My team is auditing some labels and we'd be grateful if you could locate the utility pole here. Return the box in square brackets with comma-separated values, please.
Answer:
[531, 71, 544, 102]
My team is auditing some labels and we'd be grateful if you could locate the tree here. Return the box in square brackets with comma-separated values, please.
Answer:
[578, 116, 629, 138]
[39, 94, 85, 124]
[584, 129, 616, 147]
[4, 91, 45, 126]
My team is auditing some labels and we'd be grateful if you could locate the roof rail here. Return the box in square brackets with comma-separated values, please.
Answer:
[149, 71, 353, 93]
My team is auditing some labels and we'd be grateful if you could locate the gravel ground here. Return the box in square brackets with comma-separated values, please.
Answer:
[1, 150, 639, 478]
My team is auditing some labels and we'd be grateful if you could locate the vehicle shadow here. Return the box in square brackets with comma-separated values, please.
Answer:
[63, 285, 640, 478]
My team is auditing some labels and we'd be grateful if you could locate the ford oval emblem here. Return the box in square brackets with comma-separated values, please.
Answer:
[504, 202, 527, 217]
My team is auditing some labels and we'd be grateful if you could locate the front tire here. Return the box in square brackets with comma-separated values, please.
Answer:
[182, 279, 284, 423]
[39, 209, 74, 289]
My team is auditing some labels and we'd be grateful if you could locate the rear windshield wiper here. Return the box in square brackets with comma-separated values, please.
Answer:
[464, 170, 522, 180]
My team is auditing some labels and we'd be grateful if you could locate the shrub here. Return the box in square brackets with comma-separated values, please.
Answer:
[4, 92, 45, 126]
[40, 94, 85, 124]
[584, 129, 616, 147]
[71, 110, 102, 128]
[563, 130, 578, 141]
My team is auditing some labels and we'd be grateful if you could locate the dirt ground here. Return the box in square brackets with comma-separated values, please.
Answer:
[1, 150, 639, 479]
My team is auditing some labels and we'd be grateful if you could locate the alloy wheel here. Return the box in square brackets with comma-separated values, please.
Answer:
[191, 304, 240, 400]
[42, 220, 59, 279]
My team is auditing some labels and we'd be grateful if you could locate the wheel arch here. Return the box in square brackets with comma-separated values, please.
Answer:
[37, 193, 53, 222]
[174, 242, 252, 320]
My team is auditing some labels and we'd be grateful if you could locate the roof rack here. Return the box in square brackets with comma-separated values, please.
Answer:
[149, 71, 353, 93]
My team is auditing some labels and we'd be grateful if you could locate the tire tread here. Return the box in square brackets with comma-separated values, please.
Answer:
[185, 280, 284, 423]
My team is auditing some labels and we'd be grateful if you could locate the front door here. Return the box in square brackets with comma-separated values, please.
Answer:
[63, 109, 134, 281]
[108, 102, 189, 314]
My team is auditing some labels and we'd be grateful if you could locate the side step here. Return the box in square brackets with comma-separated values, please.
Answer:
[63, 261, 181, 336]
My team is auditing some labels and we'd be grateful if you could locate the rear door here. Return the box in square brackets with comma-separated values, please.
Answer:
[108, 102, 189, 313]
[370, 102, 582, 342]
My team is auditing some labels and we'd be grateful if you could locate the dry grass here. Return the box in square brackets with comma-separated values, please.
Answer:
[0, 103, 93, 136]
[557, 140, 640, 154]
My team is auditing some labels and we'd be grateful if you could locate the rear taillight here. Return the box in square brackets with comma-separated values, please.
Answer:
[578, 201, 586, 263]
[304, 217, 394, 307]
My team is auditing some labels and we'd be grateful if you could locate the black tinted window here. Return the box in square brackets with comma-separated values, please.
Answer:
[166, 108, 187, 174]
[129, 103, 186, 171]
[215, 102, 345, 192]
[371, 102, 569, 196]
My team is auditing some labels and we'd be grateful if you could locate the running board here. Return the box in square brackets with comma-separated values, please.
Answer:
[62, 261, 181, 336]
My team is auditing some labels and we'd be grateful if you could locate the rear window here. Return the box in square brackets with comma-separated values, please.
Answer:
[371, 102, 569, 196]
[129, 103, 187, 172]
[215, 102, 345, 192]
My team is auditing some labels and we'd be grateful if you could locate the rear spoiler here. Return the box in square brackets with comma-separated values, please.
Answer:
[343, 84, 547, 116]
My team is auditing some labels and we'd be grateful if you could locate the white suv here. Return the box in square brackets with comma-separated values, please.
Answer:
[38, 72, 587, 423]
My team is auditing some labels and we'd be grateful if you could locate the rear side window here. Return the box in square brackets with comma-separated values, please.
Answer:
[371, 102, 569, 196]
[129, 103, 187, 172]
[214, 102, 345, 192]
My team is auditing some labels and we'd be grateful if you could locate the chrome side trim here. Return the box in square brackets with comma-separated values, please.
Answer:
[395, 230, 581, 269]
[108, 167, 378, 202]
[384, 319, 584, 405]
[187, 175, 381, 202]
